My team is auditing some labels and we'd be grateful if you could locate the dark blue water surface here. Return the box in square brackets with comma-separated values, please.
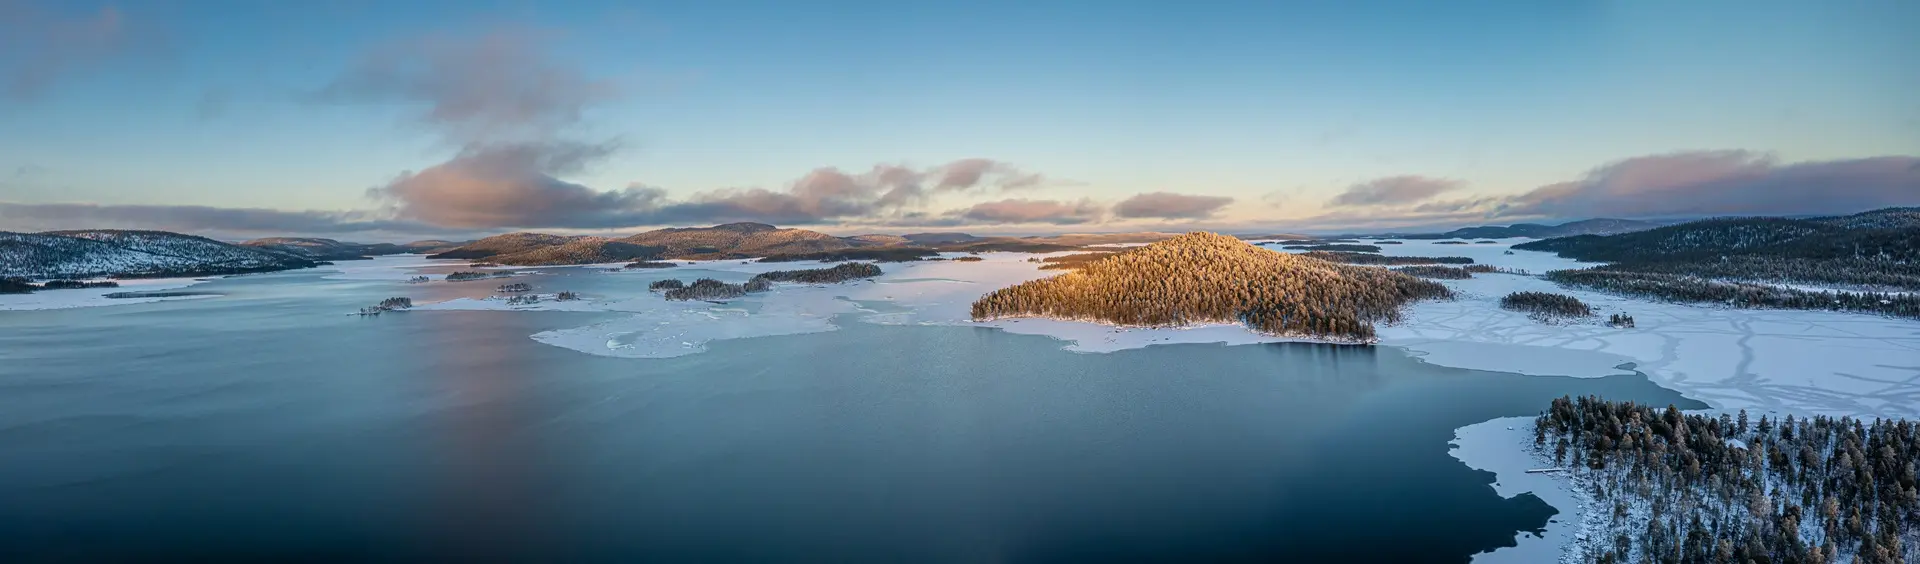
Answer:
[0, 267, 1703, 562]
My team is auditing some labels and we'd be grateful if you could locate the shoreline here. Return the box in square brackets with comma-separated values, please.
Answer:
[1450, 416, 1598, 564]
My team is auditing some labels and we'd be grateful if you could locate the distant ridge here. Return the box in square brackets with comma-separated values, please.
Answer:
[3, 230, 319, 279]
[1367, 218, 1661, 240]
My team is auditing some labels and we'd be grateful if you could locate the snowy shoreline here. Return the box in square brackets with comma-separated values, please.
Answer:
[1451, 417, 1599, 564]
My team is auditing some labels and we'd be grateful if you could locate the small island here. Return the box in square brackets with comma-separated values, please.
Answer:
[971, 232, 1452, 341]
[654, 263, 885, 301]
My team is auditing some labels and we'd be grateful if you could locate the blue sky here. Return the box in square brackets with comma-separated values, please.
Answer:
[1, 0, 1916, 238]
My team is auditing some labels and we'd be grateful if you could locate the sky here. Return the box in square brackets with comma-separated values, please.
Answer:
[1, 0, 1916, 241]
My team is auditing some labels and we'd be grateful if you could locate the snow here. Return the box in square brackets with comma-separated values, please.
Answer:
[1451, 417, 1596, 564]
[0, 277, 212, 311]
[316, 254, 444, 280]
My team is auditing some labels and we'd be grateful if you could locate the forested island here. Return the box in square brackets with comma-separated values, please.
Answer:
[1534, 396, 1918, 564]
[753, 262, 882, 283]
[970, 232, 1453, 341]
[654, 263, 884, 301]
[1499, 291, 1595, 321]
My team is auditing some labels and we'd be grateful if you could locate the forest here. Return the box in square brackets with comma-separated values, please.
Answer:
[444, 271, 508, 282]
[970, 232, 1453, 341]
[1534, 396, 1918, 564]
[623, 261, 677, 269]
[1546, 269, 1920, 320]
[0, 277, 121, 293]
[661, 278, 768, 301]
[751, 262, 882, 284]
[1035, 251, 1122, 270]
[1516, 208, 1920, 290]
[1393, 265, 1473, 279]
[648, 279, 684, 291]
[0, 276, 35, 294]
[1500, 291, 1595, 320]
[1300, 251, 1475, 265]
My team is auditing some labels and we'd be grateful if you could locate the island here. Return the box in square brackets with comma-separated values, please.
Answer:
[654, 262, 885, 302]
[970, 232, 1452, 342]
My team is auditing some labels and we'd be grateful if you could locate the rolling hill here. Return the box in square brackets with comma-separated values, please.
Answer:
[3, 230, 320, 279]
[1515, 207, 1920, 289]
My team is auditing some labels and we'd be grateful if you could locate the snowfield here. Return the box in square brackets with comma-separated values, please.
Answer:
[0, 277, 213, 311]
[1451, 417, 1597, 564]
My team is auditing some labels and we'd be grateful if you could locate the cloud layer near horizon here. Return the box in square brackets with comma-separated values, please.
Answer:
[5, 150, 1916, 237]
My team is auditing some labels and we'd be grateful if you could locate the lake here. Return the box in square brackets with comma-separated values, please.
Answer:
[0, 267, 1703, 562]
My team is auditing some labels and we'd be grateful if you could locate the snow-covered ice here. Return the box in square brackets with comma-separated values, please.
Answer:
[316, 254, 445, 281]
[0, 277, 214, 311]
[1451, 417, 1596, 564]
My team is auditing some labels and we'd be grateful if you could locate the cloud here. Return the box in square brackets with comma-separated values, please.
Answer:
[369, 140, 677, 229]
[957, 198, 1104, 225]
[933, 158, 1046, 191]
[0, 202, 453, 236]
[1327, 176, 1463, 207]
[1498, 151, 1920, 218]
[0, 1, 156, 101]
[1112, 192, 1234, 220]
[314, 27, 617, 145]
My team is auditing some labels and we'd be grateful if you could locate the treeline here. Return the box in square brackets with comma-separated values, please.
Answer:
[1395, 265, 1474, 279]
[662, 278, 770, 301]
[1546, 269, 1920, 320]
[445, 271, 508, 282]
[1300, 251, 1475, 265]
[623, 261, 677, 269]
[971, 232, 1453, 341]
[1500, 291, 1594, 320]
[654, 263, 881, 301]
[1282, 243, 1382, 253]
[0, 277, 34, 294]
[0, 277, 121, 293]
[1535, 396, 1919, 564]
[1515, 209, 1920, 290]
[752, 262, 882, 283]
[758, 248, 937, 263]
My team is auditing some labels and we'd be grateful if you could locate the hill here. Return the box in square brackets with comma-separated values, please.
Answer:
[427, 232, 583, 260]
[970, 232, 1453, 341]
[623, 222, 854, 259]
[487, 238, 664, 266]
[3, 230, 319, 279]
[242, 237, 409, 261]
[1514, 207, 1920, 289]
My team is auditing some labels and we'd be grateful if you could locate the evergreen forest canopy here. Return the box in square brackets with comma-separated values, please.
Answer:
[969, 232, 1453, 342]
[1535, 396, 1918, 564]
[1515, 207, 1920, 290]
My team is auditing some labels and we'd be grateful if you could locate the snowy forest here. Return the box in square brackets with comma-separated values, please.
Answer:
[971, 232, 1453, 341]
[752, 262, 882, 283]
[1517, 208, 1920, 290]
[1534, 396, 1918, 564]
[1546, 269, 1920, 319]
